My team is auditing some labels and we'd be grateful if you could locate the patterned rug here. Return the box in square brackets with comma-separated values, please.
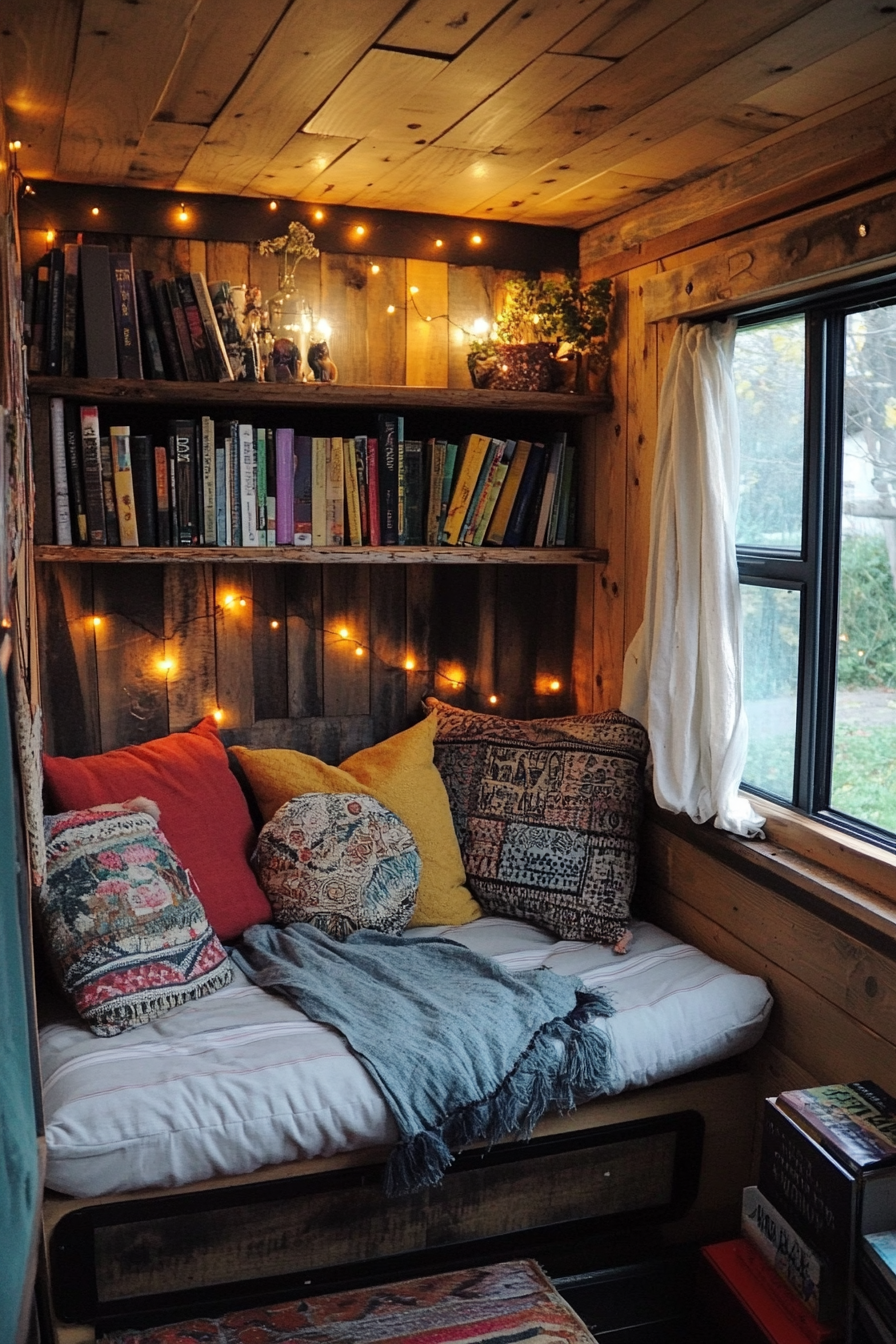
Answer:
[102, 1259, 595, 1344]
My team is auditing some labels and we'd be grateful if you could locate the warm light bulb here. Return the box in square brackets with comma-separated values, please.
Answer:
[339, 627, 350, 640]
[409, 285, 419, 295]
[354, 224, 366, 237]
[178, 203, 189, 222]
[404, 657, 415, 671]
[471, 233, 482, 245]
[268, 200, 278, 210]
[238, 597, 247, 607]
[213, 709, 224, 723]
[371, 264, 380, 274]
[313, 209, 324, 221]
[9, 140, 21, 151]
[270, 619, 280, 629]
[489, 694, 498, 705]
[23, 184, 35, 196]
[45, 229, 55, 244]
[223, 593, 234, 607]
[387, 304, 396, 314]
[531, 313, 540, 324]
[91, 615, 102, 627]
[317, 318, 331, 339]
[90, 206, 100, 217]
[0, 617, 11, 630]
[354, 645, 364, 657]
[435, 238, 444, 248]
[471, 318, 490, 336]
[549, 678, 561, 692]
[425, 315, 432, 322]
[159, 658, 173, 673]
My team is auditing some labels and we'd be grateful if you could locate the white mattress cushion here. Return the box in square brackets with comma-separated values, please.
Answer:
[40, 918, 771, 1198]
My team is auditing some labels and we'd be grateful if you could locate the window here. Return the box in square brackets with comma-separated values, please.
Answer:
[733, 278, 896, 851]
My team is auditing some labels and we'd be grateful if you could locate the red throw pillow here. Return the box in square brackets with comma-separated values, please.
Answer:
[43, 717, 272, 940]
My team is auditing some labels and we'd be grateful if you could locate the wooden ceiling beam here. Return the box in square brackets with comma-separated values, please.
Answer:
[579, 82, 896, 275]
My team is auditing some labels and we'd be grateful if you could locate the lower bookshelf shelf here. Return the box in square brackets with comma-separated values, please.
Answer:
[34, 544, 609, 565]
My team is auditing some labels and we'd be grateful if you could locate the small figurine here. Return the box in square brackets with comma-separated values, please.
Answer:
[308, 339, 338, 382]
[266, 337, 300, 382]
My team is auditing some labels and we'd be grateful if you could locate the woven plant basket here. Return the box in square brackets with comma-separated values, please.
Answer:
[468, 341, 558, 391]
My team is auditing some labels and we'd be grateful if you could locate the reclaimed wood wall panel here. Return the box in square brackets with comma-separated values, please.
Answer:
[38, 563, 581, 758]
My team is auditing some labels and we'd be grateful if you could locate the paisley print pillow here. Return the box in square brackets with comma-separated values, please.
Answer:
[40, 803, 232, 1036]
[255, 792, 420, 939]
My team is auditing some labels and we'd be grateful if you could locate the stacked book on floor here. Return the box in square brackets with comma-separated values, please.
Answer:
[704, 1081, 896, 1343]
[48, 400, 578, 550]
[25, 245, 240, 382]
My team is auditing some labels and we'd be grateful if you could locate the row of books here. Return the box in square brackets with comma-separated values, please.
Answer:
[731, 1080, 896, 1343]
[49, 401, 579, 550]
[25, 244, 241, 382]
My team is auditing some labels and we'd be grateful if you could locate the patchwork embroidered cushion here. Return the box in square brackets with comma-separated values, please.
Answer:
[40, 804, 232, 1036]
[256, 793, 421, 939]
[426, 700, 649, 946]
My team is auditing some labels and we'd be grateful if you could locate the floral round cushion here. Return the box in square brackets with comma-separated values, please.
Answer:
[256, 792, 421, 938]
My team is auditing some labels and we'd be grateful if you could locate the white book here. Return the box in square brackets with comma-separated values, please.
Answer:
[201, 416, 215, 546]
[224, 434, 233, 546]
[327, 436, 345, 545]
[239, 423, 258, 546]
[50, 396, 72, 545]
[311, 436, 328, 546]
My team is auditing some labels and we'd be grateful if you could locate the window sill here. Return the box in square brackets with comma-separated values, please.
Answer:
[645, 794, 896, 957]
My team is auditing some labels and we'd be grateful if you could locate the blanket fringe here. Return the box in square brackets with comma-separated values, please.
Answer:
[384, 988, 616, 1198]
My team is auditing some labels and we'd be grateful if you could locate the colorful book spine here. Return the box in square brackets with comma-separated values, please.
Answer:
[275, 428, 295, 545]
[109, 252, 143, 380]
[154, 444, 170, 546]
[190, 272, 234, 381]
[343, 436, 363, 546]
[443, 433, 491, 545]
[354, 437, 369, 544]
[49, 397, 72, 546]
[534, 433, 565, 546]
[60, 244, 80, 378]
[462, 439, 504, 544]
[175, 275, 214, 380]
[741, 1185, 838, 1322]
[424, 439, 446, 546]
[366, 437, 381, 547]
[778, 1082, 896, 1172]
[201, 416, 216, 546]
[326, 436, 345, 545]
[294, 434, 312, 546]
[239, 423, 258, 546]
[255, 427, 268, 545]
[311, 436, 328, 546]
[486, 439, 531, 545]
[397, 424, 407, 544]
[110, 426, 139, 546]
[63, 401, 88, 544]
[473, 462, 509, 546]
[437, 442, 458, 544]
[377, 415, 399, 545]
[265, 428, 276, 546]
[79, 405, 107, 546]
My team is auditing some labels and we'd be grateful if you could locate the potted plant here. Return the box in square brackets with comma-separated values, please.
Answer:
[468, 274, 612, 394]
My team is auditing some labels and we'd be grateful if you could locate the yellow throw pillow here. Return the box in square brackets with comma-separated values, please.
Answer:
[231, 715, 481, 929]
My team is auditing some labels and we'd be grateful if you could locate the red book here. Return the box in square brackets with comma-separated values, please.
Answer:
[366, 436, 381, 547]
[702, 1241, 841, 1344]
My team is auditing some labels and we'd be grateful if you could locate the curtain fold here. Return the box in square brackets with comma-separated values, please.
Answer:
[621, 319, 765, 838]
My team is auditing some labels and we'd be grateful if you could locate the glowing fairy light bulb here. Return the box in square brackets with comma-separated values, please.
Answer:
[404, 657, 415, 671]
[339, 627, 350, 640]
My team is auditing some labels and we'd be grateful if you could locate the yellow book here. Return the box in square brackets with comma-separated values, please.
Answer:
[311, 436, 328, 546]
[326, 435, 345, 545]
[343, 436, 362, 546]
[109, 425, 139, 546]
[485, 439, 531, 545]
[473, 462, 509, 546]
[442, 433, 491, 545]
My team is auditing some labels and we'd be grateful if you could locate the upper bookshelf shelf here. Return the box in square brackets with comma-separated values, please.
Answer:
[34, 544, 608, 566]
[28, 377, 612, 417]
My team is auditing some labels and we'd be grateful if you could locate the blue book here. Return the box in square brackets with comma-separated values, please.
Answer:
[503, 441, 546, 547]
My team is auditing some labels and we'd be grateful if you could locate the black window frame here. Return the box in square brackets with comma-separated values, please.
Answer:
[732, 269, 896, 856]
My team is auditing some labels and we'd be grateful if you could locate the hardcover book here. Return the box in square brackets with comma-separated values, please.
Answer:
[28, 253, 51, 374]
[503, 441, 546, 547]
[326, 436, 345, 545]
[134, 268, 166, 380]
[154, 444, 170, 546]
[741, 1184, 840, 1322]
[275, 428, 295, 545]
[190, 272, 235, 381]
[100, 437, 121, 546]
[79, 406, 107, 546]
[366, 437, 381, 547]
[130, 435, 158, 546]
[49, 397, 72, 546]
[343, 436, 363, 546]
[311, 437, 328, 546]
[63, 401, 88, 544]
[437, 442, 458, 544]
[265, 428, 276, 546]
[150, 277, 187, 380]
[255, 427, 268, 545]
[175, 275, 215, 380]
[443, 433, 491, 545]
[169, 419, 198, 545]
[110, 426, 139, 546]
[462, 438, 505, 544]
[702, 1240, 841, 1344]
[424, 438, 445, 546]
[354, 437, 369, 544]
[43, 247, 65, 377]
[60, 244, 80, 378]
[555, 444, 577, 546]
[377, 414, 399, 545]
[109, 252, 143, 380]
[213, 427, 227, 546]
[473, 461, 509, 546]
[864, 1232, 896, 1297]
[403, 438, 424, 546]
[79, 244, 119, 379]
[239, 423, 258, 546]
[486, 439, 531, 545]
[778, 1083, 896, 1172]
[294, 434, 312, 546]
[165, 278, 201, 380]
[201, 416, 216, 546]
[535, 433, 566, 546]
[227, 421, 241, 546]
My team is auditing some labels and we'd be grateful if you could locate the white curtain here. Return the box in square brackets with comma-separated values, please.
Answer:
[621, 319, 765, 837]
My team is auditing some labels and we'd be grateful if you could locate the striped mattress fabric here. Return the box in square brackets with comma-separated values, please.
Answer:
[40, 917, 772, 1198]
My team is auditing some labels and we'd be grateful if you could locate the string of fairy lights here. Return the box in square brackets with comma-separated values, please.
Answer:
[74, 591, 565, 725]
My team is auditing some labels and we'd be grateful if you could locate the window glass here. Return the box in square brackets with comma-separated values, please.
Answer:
[733, 316, 805, 550]
[740, 583, 800, 802]
[831, 303, 896, 832]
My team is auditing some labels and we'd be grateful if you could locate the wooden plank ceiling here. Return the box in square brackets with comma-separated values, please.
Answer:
[2, 0, 895, 229]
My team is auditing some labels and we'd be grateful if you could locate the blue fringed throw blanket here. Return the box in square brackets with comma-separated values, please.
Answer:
[233, 922, 616, 1196]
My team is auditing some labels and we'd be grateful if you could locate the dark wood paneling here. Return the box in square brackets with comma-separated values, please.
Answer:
[92, 565, 167, 751]
[285, 566, 324, 718]
[251, 566, 288, 721]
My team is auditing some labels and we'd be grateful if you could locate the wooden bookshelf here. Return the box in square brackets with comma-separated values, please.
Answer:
[34, 544, 608, 565]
